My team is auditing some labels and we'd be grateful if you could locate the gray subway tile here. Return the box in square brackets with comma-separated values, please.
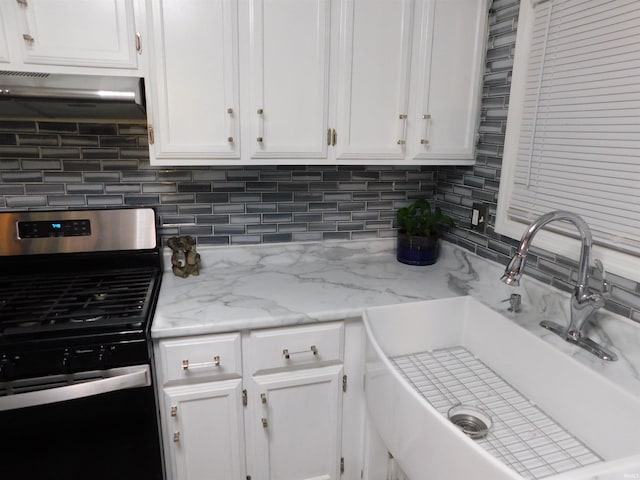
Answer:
[263, 233, 293, 243]
[215, 225, 246, 235]
[6, 196, 47, 207]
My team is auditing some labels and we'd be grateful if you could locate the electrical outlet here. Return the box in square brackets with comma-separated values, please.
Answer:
[471, 203, 488, 232]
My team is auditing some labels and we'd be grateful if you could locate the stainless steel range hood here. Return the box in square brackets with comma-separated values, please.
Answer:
[0, 71, 146, 120]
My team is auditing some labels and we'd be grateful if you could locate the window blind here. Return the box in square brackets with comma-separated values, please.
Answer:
[509, 0, 640, 252]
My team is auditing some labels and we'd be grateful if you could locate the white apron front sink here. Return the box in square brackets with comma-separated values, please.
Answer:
[363, 296, 640, 480]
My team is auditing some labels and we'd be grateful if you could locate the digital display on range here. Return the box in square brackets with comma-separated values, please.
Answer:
[18, 219, 92, 238]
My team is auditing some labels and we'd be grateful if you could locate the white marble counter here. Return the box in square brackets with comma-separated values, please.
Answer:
[152, 239, 640, 395]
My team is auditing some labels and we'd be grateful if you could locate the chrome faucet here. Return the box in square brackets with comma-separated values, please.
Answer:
[501, 210, 617, 361]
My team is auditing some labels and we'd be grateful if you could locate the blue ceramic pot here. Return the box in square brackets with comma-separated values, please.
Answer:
[396, 231, 440, 266]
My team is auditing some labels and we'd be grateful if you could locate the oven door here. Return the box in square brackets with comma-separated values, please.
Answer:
[0, 365, 163, 480]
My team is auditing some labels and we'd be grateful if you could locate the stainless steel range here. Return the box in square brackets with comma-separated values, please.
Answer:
[0, 208, 164, 479]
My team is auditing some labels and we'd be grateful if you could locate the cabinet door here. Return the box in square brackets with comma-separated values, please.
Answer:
[333, 0, 415, 161]
[0, 3, 10, 64]
[246, 365, 344, 480]
[163, 380, 246, 480]
[15, 0, 138, 68]
[407, 0, 488, 162]
[147, 0, 240, 163]
[245, 0, 331, 160]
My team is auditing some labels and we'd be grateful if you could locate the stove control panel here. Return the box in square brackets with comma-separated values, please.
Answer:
[18, 219, 91, 239]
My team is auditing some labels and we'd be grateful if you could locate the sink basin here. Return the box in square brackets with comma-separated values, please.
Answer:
[363, 296, 640, 480]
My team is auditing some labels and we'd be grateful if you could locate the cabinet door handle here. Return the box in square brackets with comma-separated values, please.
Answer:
[282, 345, 318, 360]
[260, 393, 267, 404]
[16, 0, 28, 6]
[421, 114, 431, 146]
[181, 356, 221, 371]
[173, 431, 180, 442]
[226, 107, 234, 144]
[22, 34, 34, 43]
[257, 108, 264, 144]
[261, 418, 268, 428]
[397, 114, 408, 145]
[171, 405, 178, 417]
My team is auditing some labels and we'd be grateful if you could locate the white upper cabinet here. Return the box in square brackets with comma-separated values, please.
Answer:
[1, 0, 142, 72]
[146, 0, 240, 163]
[146, 0, 488, 165]
[333, 0, 415, 161]
[0, 4, 10, 64]
[243, 0, 331, 160]
[406, 0, 488, 163]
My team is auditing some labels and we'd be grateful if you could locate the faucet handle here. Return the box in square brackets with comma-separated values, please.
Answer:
[592, 259, 610, 296]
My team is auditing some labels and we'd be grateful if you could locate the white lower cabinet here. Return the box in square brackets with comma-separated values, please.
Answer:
[163, 380, 247, 480]
[245, 366, 344, 480]
[155, 321, 349, 480]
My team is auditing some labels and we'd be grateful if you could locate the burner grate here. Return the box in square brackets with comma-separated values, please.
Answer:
[0, 267, 160, 336]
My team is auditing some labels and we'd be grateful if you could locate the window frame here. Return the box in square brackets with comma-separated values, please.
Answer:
[495, 0, 640, 283]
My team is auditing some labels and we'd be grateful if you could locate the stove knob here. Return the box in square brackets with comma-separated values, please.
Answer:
[98, 346, 112, 369]
[0, 357, 15, 380]
[62, 350, 73, 373]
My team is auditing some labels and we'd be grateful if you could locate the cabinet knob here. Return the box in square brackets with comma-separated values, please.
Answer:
[22, 34, 34, 43]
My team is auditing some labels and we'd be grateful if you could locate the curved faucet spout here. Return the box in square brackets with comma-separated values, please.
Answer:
[505, 211, 592, 295]
[500, 210, 617, 361]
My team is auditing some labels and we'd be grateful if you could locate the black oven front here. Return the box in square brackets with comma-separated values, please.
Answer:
[0, 208, 165, 480]
[0, 366, 163, 479]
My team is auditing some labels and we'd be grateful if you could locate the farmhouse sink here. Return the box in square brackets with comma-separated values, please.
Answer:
[363, 296, 640, 480]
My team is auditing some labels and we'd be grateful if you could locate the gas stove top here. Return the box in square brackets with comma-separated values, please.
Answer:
[0, 267, 159, 338]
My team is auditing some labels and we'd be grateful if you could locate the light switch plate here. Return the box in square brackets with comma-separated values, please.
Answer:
[471, 203, 488, 232]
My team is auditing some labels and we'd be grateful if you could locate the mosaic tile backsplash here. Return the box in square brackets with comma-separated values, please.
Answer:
[1, 0, 640, 323]
[0, 124, 436, 245]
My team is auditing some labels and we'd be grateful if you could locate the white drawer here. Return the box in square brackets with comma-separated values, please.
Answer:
[158, 333, 242, 385]
[246, 322, 344, 375]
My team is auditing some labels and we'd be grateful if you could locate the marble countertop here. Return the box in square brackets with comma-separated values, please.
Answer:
[152, 239, 640, 395]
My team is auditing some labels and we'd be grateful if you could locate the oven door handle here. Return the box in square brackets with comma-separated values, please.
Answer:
[0, 365, 151, 412]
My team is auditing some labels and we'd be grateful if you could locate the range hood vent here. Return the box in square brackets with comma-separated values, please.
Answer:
[0, 71, 146, 121]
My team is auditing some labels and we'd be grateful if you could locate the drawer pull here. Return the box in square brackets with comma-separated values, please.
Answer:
[182, 356, 221, 371]
[282, 345, 318, 360]
[262, 418, 268, 428]
[261, 393, 267, 404]
[173, 432, 180, 443]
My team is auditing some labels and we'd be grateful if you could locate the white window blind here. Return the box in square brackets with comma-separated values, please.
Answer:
[508, 0, 640, 253]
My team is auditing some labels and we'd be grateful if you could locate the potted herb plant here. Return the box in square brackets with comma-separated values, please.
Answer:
[396, 199, 454, 266]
